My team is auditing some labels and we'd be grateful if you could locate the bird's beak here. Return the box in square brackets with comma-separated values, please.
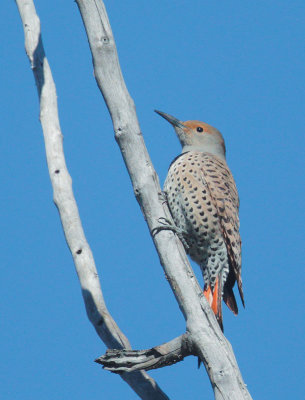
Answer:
[154, 110, 185, 129]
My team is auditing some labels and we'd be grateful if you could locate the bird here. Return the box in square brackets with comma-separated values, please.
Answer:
[155, 110, 244, 330]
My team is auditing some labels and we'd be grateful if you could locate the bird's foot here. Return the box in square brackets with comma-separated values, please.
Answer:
[158, 191, 168, 205]
[152, 217, 189, 250]
[151, 217, 178, 235]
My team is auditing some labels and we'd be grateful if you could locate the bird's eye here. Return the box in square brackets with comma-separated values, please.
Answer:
[196, 127, 203, 132]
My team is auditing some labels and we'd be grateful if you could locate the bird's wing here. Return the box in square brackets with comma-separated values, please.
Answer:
[200, 153, 244, 306]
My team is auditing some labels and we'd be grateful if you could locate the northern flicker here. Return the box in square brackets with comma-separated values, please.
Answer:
[155, 110, 244, 330]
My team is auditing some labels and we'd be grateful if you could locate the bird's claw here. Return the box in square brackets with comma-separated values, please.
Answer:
[158, 191, 168, 205]
[151, 217, 173, 236]
[152, 217, 189, 250]
[157, 217, 172, 226]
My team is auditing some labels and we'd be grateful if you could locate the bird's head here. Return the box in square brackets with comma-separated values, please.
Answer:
[155, 110, 226, 159]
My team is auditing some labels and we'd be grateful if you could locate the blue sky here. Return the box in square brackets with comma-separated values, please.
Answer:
[1, 1, 304, 399]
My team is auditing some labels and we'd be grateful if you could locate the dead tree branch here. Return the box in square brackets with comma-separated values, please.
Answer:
[15, 1, 169, 399]
[75, 1, 253, 400]
[96, 334, 192, 372]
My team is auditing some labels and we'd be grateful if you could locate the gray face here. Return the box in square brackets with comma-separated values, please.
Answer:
[155, 110, 226, 159]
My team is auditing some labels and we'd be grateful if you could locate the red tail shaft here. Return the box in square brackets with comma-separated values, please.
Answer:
[203, 277, 223, 331]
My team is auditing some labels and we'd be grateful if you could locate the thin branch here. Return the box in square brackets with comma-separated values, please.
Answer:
[75, 1, 253, 400]
[96, 334, 193, 372]
[15, 1, 170, 399]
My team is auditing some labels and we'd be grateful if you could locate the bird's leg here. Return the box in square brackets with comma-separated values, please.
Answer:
[155, 191, 189, 249]
[158, 190, 168, 205]
[152, 217, 189, 250]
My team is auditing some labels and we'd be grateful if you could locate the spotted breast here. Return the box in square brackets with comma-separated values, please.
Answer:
[156, 110, 244, 330]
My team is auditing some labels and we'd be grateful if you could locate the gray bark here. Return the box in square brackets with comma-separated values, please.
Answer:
[15, 1, 169, 399]
[96, 334, 192, 372]
[15, 0, 253, 398]
[75, 1, 253, 400]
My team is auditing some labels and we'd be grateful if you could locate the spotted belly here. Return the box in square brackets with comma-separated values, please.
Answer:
[164, 151, 230, 289]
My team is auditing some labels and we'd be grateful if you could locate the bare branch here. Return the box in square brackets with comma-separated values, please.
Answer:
[15, 1, 170, 399]
[96, 334, 193, 372]
[75, 1, 253, 399]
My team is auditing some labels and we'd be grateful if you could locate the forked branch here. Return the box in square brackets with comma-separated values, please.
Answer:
[75, 1, 252, 400]
[96, 334, 193, 373]
[16, 0, 253, 398]
[15, 1, 169, 399]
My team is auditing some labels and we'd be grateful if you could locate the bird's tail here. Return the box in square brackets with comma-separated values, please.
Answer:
[203, 276, 223, 331]
[223, 285, 238, 315]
